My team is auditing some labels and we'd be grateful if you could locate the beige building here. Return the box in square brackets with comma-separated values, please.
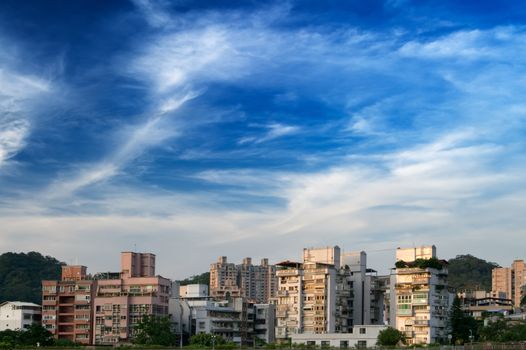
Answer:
[275, 246, 357, 341]
[492, 260, 526, 308]
[392, 246, 451, 345]
[93, 252, 171, 345]
[210, 257, 277, 303]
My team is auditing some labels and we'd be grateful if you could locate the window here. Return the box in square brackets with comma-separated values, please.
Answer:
[340, 341, 349, 348]
[321, 341, 330, 348]
[360, 328, 366, 334]
[357, 341, 367, 349]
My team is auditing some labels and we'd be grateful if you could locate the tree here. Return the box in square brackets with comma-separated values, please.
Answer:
[178, 272, 210, 287]
[377, 327, 405, 346]
[134, 315, 177, 346]
[449, 296, 478, 344]
[189, 334, 237, 349]
[521, 295, 526, 308]
[447, 255, 499, 291]
[480, 319, 526, 342]
[0, 252, 63, 304]
[19, 325, 54, 346]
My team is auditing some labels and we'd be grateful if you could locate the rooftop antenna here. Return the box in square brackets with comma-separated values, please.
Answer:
[134, 243, 137, 252]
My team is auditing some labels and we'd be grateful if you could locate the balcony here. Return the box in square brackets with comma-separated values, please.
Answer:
[414, 320, 430, 326]
[397, 308, 412, 316]
[277, 290, 289, 297]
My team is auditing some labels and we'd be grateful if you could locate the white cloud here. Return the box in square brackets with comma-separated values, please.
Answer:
[45, 90, 200, 198]
[0, 52, 53, 170]
[2, 129, 525, 275]
[0, 119, 30, 167]
[131, 0, 172, 28]
[238, 123, 300, 144]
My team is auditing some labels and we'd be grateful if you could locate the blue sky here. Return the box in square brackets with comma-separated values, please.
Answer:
[1, 0, 525, 278]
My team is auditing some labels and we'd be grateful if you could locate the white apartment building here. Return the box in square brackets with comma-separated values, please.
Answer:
[392, 246, 452, 345]
[290, 325, 387, 349]
[0, 301, 42, 331]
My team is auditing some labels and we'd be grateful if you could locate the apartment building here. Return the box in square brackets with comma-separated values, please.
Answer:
[0, 301, 41, 331]
[492, 260, 526, 308]
[170, 288, 275, 346]
[275, 247, 388, 342]
[275, 247, 351, 341]
[42, 265, 95, 344]
[210, 256, 277, 303]
[392, 246, 451, 345]
[458, 290, 513, 319]
[92, 252, 171, 345]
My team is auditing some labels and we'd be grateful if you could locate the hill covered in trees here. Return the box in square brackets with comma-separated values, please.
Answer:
[0, 252, 63, 304]
[178, 272, 210, 286]
[447, 254, 499, 291]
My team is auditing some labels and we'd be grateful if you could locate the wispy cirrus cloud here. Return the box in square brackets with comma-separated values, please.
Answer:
[0, 37, 53, 170]
[45, 90, 200, 198]
[238, 123, 300, 145]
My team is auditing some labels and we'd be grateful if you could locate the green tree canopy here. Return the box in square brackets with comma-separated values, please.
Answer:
[480, 319, 526, 342]
[447, 254, 499, 291]
[377, 327, 405, 346]
[134, 315, 177, 346]
[0, 325, 54, 348]
[449, 296, 478, 344]
[0, 252, 63, 304]
[189, 334, 237, 349]
[178, 272, 210, 286]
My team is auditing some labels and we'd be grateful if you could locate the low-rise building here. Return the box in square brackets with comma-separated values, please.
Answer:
[458, 290, 513, 320]
[0, 301, 41, 331]
[169, 285, 275, 346]
[290, 325, 387, 349]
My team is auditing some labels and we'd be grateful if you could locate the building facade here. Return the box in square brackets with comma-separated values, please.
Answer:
[0, 302, 41, 331]
[290, 325, 387, 349]
[275, 247, 387, 342]
[42, 265, 95, 345]
[210, 257, 277, 303]
[92, 252, 171, 345]
[492, 260, 526, 308]
[392, 246, 451, 345]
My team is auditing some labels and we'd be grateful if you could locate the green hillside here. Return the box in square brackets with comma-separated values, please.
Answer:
[447, 254, 499, 291]
[178, 272, 210, 286]
[0, 252, 63, 304]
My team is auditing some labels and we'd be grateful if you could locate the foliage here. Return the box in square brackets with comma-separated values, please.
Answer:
[447, 254, 499, 291]
[178, 272, 210, 286]
[479, 319, 526, 342]
[189, 333, 237, 349]
[395, 261, 407, 268]
[448, 296, 478, 344]
[0, 252, 63, 304]
[521, 295, 526, 307]
[395, 258, 444, 270]
[377, 327, 405, 346]
[134, 315, 177, 346]
[0, 325, 54, 347]
[53, 338, 81, 347]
